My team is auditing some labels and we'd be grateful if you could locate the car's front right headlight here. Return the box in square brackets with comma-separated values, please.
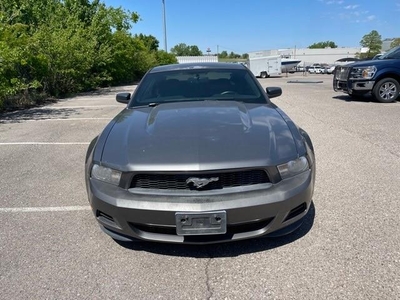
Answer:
[350, 66, 377, 79]
[91, 164, 121, 186]
[277, 156, 309, 180]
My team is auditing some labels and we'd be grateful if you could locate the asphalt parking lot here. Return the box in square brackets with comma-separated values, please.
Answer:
[1, 74, 399, 299]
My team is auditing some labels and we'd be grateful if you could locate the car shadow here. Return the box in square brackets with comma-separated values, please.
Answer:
[58, 85, 135, 100]
[0, 107, 81, 124]
[115, 202, 316, 258]
[332, 95, 375, 103]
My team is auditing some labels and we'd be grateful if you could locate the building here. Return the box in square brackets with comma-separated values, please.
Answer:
[176, 56, 218, 64]
[382, 39, 395, 52]
[248, 47, 369, 66]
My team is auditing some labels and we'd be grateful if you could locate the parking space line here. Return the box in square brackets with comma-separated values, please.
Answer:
[23, 118, 111, 122]
[0, 206, 91, 213]
[0, 142, 90, 145]
[39, 105, 121, 109]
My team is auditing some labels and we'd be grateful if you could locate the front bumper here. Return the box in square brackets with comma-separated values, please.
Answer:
[333, 78, 375, 94]
[87, 168, 315, 244]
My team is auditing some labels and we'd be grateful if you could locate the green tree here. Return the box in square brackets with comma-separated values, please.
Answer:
[135, 34, 159, 51]
[218, 51, 228, 58]
[359, 30, 382, 59]
[188, 45, 202, 56]
[170, 43, 203, 56]
[0, 0, 171, 110]
[241, 53, 249, 59]
[154, 50, 178, 65]
[390, 38, 400, 48]
[308, 41, 338, 48]
[228, 51, 241, 59]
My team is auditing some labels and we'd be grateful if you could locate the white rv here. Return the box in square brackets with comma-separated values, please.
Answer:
[247, 55, 281, 78]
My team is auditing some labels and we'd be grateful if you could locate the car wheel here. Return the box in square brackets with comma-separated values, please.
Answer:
[260, 72, 268, 78]
[372, 78, 400, 103]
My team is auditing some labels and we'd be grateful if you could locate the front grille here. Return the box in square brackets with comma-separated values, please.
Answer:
[130, 170, 270, 190]
[335, 66, 350, 81]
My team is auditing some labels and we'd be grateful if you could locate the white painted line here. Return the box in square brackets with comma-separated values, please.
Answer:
[38, 105, 121, 109]
[0, 142, 90, 145]
[0, 206, 91, 213]
[24, 118, 111, 122]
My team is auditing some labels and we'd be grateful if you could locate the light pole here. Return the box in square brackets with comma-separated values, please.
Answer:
[162, 0, 167, 52]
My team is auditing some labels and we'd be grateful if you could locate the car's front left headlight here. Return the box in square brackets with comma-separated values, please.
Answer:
[277, 156, 309, 180]
[350, 66, 377, 79]
[91, 164, 122, 186]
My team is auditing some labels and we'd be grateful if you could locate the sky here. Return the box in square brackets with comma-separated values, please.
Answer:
[103, 0, 399, 54]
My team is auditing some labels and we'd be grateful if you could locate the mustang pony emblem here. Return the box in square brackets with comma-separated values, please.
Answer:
[186, 177, 219, 189]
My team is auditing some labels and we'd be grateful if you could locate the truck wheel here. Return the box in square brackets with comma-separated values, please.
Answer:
[372, 78, 400, 103]
[260, 72, 268, 78]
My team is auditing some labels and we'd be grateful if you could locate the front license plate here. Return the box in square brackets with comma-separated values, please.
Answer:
[175, 211, 227, 236]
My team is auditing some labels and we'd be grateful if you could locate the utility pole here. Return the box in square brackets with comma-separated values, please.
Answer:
[162, 0, 167, 52]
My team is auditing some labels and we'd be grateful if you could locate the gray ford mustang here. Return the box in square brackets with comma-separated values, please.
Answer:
[85, 63, 315, 244]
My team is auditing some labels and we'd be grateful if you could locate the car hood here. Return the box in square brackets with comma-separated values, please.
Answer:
[101, 101, 298, 171]
[345, 59, 400, 68]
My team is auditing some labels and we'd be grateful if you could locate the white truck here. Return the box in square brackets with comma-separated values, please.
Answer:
[247, 55, 281, 78]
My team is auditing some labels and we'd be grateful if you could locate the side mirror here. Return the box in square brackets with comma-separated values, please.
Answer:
[266, 87, 282, 99]
[116, 93, 131, 104]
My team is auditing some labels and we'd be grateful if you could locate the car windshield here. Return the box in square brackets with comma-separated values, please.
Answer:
[130, 68, 265, 107]
[379, 46, 400, 60]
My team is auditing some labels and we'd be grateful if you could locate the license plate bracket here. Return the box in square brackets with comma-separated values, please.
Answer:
[175, 211, 227, 236]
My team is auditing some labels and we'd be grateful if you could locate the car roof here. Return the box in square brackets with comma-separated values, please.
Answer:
[149, 62, 246, 73]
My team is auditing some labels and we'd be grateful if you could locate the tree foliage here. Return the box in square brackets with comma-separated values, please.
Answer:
[359, 30, 382, 59]
[308, 41, 338, 49]
[0, 0, 177, 110]
[170, 43, 203, 56]
[135, 33, 159, 52]
[228, 51, 241, 59]
[390, 38, 400, 48]
[218, 51, 247, 59]
[218, 51, 228, 58]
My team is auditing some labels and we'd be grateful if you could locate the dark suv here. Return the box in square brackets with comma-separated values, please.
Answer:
[333, 46, 400, 103]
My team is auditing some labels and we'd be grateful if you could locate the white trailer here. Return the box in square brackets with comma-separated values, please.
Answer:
[247, 55, 281, 78]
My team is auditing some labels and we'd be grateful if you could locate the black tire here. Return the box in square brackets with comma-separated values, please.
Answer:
[260, 72, 268, 78]
[372, 78, 400, 103]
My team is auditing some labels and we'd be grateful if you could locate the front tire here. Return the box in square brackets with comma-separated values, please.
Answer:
[372, 78, 400, 103]
[260, 72, 268, 78]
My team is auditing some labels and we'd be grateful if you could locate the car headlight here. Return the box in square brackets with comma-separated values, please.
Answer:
[350, 66, 377, 79]
[277, 156, 309, 179]
[91, 164, 121, 186]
